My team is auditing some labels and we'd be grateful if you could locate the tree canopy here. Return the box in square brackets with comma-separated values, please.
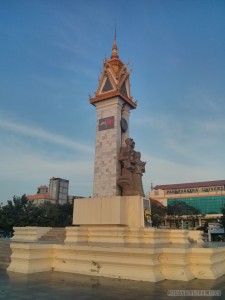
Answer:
[0, 195, 73, 235]
[167, 200, 200, 216]
[150, 199, 167, 227]
[220, 207, 225, 229]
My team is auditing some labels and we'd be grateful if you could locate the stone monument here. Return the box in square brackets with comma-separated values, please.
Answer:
[73, 36, 150, 227]
[89, 36, 146, 199]
[7, 37, 225, 284]
[89, 36, 137, 198]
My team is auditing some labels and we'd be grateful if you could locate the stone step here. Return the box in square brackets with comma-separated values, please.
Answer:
[0, 239, 11, 270]
[39, 228, 66, 242]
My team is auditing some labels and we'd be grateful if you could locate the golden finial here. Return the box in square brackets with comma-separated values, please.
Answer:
[111, 26, 119, 59]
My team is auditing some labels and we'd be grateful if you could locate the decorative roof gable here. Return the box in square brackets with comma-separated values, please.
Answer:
[90, 38, 136, 109]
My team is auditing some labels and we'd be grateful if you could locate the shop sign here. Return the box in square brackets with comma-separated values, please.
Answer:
[166, 186, 224, 195]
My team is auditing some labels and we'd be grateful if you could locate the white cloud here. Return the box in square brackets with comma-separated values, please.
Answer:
[199, 121, 225, 133]
[0, 117, 93, 153]
[142, 153, 225, 194]
[0, 141, 94, 201]
[0, 116, 95, 201]
[0, 141, 93, 181]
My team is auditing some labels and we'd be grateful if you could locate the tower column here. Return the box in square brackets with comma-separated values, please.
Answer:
[121, 104, 131, 146]
[93, 97, 124, 197]
[90, 37, 137, 197]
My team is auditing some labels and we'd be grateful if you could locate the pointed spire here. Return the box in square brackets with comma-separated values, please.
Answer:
[111, 27, 119, 59]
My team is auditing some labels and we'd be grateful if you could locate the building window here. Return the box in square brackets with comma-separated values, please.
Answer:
[167, 196, 225, 214]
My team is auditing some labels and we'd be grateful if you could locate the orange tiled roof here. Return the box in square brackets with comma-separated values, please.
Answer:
[27, 193, 54, 200]
[38, 185, 48, 189]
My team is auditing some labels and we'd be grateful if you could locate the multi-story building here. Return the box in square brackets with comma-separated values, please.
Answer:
[150, 180, 225, 228]
[27, 177, 70, 205]
[48, 177, 69, 205]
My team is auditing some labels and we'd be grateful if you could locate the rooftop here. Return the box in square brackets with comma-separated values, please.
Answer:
[27, 193, 54, 200]
[154, 180, 225, 190]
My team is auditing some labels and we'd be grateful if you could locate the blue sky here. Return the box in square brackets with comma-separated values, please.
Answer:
[0, 0, 225, 203]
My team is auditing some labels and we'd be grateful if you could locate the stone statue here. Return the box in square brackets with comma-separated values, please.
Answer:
[133, 151, 146, 196]
[117, 138, 146, 196]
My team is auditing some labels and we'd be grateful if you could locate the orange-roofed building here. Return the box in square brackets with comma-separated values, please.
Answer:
[27, 177, 70, 205]
[27, 192, 55, 205]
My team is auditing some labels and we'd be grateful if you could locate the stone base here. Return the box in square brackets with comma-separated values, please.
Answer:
[8, 242, 53, 274]
[65, 226, 190, 245]
[73, 196, 147, 227]
[11, 227, 52, 241]
[53, 244, 164, 282]
[8, 195, 224, 282]
[6, 226, 225, 282]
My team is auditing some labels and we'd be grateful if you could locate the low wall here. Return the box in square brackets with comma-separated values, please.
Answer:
[188, 230, 204, 244]
[0, 239, 11, 270]
[8, 242, 53, 274]
[7, 240, 225, 282]
[6, 226, 225, 282]
[65, 226, 190, 245]
[12, 227, 52, 241]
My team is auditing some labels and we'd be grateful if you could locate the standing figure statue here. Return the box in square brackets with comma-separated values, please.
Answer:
[133, 151, 146, 196]
[117, 138, 146, 196]
[119, 138, 135, 176]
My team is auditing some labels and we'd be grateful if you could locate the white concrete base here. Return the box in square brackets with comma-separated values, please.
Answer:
[11, 227, 52, 241]
[188, 230, 205, 244]
[6, 194, 225, 282]
[53, 244, 164, 282]
[7, 242, 53, 273]
[73, 196, 147, 227]
[65, 226, 190, 245]
[7, 233, 225, 282]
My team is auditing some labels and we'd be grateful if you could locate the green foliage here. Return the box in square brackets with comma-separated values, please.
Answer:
[150, 200, 167, 227]
[167, 200, 200, 216]
[220, 207, 225, 228]
[0, 195, 73, 234]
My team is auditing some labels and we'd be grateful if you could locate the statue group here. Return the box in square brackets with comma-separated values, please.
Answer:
[117, 138, 146, 197]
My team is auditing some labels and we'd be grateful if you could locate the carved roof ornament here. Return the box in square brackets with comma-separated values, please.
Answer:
[111, 35, 119, 60]
[90, 35, 137, 109]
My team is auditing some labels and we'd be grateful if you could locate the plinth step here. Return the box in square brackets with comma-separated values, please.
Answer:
[39, 228, 66, 242]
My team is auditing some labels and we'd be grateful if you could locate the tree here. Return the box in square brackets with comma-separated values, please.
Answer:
[150, 199, 167, 227]
[220, 207, 225, 229]
[0, 194, 37, 233]
[167, 200, 201, 229]
[37, 202, 73, 227]
[167, 200, 200, 216]
[0, 195, 73, 235]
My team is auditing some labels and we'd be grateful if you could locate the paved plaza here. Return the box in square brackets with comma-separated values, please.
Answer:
[0, 269, 225, 300]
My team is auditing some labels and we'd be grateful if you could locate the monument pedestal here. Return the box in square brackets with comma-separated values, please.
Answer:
[7, 224, 225, 282]
[73, 196, 147, 227]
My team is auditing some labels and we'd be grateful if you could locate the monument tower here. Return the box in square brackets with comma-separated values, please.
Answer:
[73, 36, 148, 227]
[90, 36, 137, 197]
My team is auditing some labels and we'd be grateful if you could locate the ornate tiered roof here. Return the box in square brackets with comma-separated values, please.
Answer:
[90, 37, 136, 109]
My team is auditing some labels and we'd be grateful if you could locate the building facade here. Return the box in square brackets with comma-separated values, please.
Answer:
[27, 177, 69, 205]
[150, 180, 225, 228]
[48, 177, 69, 204]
